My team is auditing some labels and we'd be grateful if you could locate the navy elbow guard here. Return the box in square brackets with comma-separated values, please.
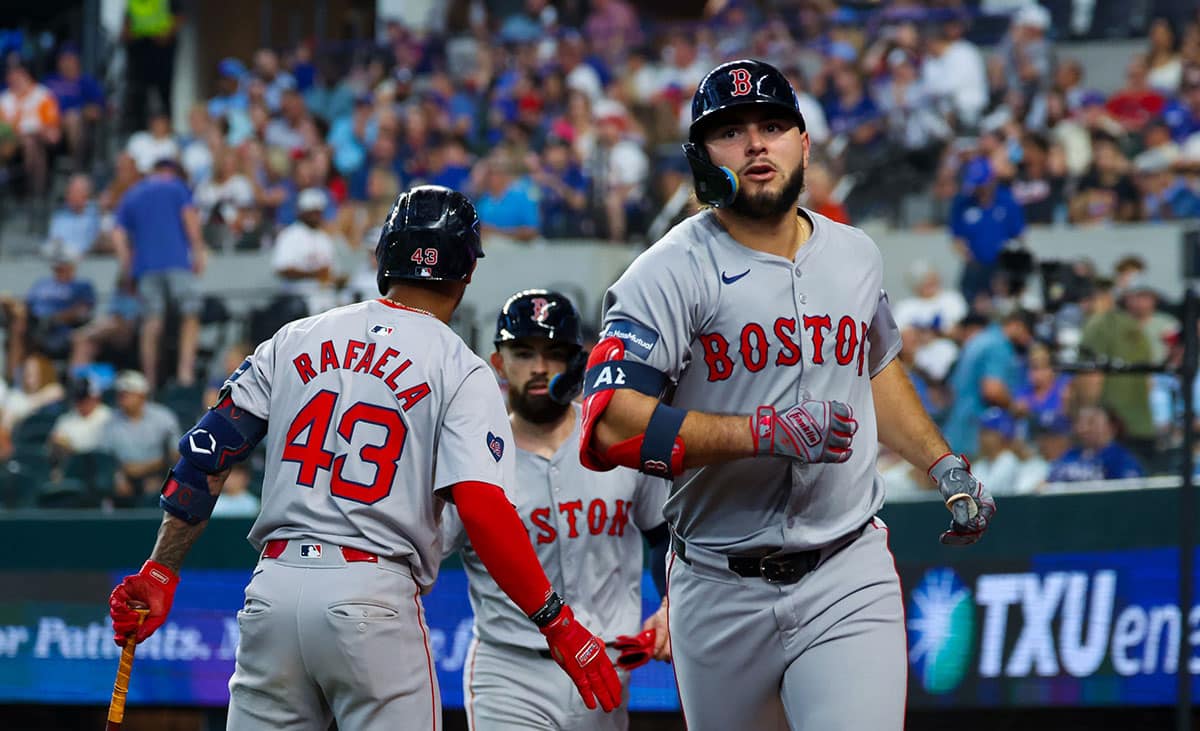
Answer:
[162, 395, 268, 524]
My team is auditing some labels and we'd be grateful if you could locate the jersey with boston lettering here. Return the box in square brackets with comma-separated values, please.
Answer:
[224, 297, 516, 588]
[442, 407, 667, 648]
[601, 208, 902, 554]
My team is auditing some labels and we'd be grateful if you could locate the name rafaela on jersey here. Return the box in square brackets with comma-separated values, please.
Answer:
[291, 338, 431, 410]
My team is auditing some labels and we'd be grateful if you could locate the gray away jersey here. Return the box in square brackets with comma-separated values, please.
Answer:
[226, 298, 517, 588]
[601, 208, 902, 554]
[443, 407, 668, 649]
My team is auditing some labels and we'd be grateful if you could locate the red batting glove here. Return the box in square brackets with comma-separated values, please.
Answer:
[541, 604, 623, 712]
[612, 629, 656, 670]
[109, 560, 179, 647]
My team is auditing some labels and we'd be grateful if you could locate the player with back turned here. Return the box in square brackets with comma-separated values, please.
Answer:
[571, 60, 997, 729]
[106, 185, 621, 730]
[443, 290, 672, 731]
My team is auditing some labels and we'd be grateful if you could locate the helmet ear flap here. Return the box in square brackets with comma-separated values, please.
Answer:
[683, 142, 739, 208]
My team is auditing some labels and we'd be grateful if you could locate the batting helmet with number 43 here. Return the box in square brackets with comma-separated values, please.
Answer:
[375, 185, 484, 294]
[682, 59, 807, 208]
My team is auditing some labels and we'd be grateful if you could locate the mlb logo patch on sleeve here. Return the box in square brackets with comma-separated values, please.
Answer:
[603, 319, 660, 359]
[486, 431, 505, 462]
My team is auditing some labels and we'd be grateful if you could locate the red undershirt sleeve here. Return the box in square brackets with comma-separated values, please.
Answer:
[450, 480, 552, 617]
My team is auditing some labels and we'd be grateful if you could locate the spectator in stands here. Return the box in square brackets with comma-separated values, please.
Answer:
[1121, 277, 1177, 365]
[972, 408, 1025, 495]
[42, 44, 105, 171]
[1016, 413, 1073, 492]
[920, 10, 987, 128]
[121, 0, 181, 131]
[557, 31, 604, 104]
[585, 0, 641, 60]
[1135, 147, 1200, 220]
[892, 260, 967, 337]
[1069, 132, 1141, 224]
[46, 174, 102, 258]
[943, 310, 1033, 457]
[126, 111, 179, 174]
[426, 136, 474, 193]
[1105, 54, 1166, 134]
[998, 4, 1052, 98]
[69, 274, 140, 373]
[1077, 277, 1156, 466]
[0, 353, 65, 460]
[98, 152, 142, 217]
[252, 48, 296, 114]
[113, 158, 207, 388]
[179, 104, 216, 186]
[804, 162, 849, 225]
[276, 153, 336, 227]
[1163, 65, 1200, 143]
[0, 60, 61, 199]
[586, 101, 648, 242]
[950, 157, 1025, 306]
[264, 87, 309, 153]
[335, 166, 399, 250]
[208, 58, 248, 122]
[530, 136, 589, 238]
[328, 94, 372, 181]
[1014, 343, 1072, 432]
[48, 376, 111, 458]
[877, 49, 952, 192]
[194, 147, 255, 251]
[272, 188, 338, 315]
[21, 247, 96, 360]
[1145, 17, 1184, 93]
[1011, 132, 1067, 224]
[1029, 59, 1086, 131]
[107, 369, 180, 506]
[1046, 406, 1144, 483]
[472, 151, 540, 241]
[210, 462, 260, 517]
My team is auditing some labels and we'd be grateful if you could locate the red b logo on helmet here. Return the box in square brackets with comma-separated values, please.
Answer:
[729, 68, 752, 96]
[531, 297, 552, 323]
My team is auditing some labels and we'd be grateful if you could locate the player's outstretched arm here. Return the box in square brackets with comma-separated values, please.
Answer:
[451, 481, 623, 713]
[109, 469, 229, 647]
[871, 359, 996, 545]
[581, 337, 856, 477]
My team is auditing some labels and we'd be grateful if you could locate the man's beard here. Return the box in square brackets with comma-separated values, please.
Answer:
[729, 161, 806, 219]
[510, 382, 571, 424]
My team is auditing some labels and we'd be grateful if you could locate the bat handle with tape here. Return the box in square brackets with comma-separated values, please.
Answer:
[106, 606, 149, 731]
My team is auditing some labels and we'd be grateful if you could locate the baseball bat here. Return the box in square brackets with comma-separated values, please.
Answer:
[105, 606, 149, 731]
[946, 493, 975, 524]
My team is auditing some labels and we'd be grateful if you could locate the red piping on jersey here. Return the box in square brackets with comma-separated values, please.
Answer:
[466, 637, 479, 730]
[665, 551, 689, 731]
[451, 480, 553, 616]
[376, 298, 435, 317]
[871, 517, 908, 723]
[414, 584, 438, 731]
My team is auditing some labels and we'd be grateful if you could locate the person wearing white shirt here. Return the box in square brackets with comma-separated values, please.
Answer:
[892, 260, 968, 335]
[272, 188, 338, 316]
[49, 378, 112, 455]
[921, 17, 987, 128]
[972, 408, 1027, 495]
[125, 112, 180, 174]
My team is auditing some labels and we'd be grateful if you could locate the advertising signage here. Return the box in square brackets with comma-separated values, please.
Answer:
[903, 548, 1198, 707]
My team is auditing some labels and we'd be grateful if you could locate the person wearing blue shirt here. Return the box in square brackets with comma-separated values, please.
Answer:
[1162, 68, 1200, 142]
[950, 157, 1025, 306]
[112, 159, 207, 389]
[42, 46, 104, 170]
[23, 249, 95, 358]
[207, 58, 249, 122]
[46, 174, 101, 258]
[473, 154, 540, 241]
[530, 137, 589, 238]
[942, 311, 1031, 457]
[1046, 406, 1144, 483]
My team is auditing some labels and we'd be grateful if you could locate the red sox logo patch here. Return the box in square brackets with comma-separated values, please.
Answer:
[530, 297, 552, 323]
[642, 459, 670, 477]
[487, 431, 505, 462]
[729, 67, 753, 96]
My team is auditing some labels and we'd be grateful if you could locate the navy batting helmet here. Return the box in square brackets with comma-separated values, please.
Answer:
[682, 59, 805, 208]
[494, 290, 583, 350]
[375, 185, 483, 295]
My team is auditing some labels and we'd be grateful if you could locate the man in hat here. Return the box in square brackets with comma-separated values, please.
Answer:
[272, 187, 339, 315]
[949, 157, 1026, 306]
[107, 370, 182, 506]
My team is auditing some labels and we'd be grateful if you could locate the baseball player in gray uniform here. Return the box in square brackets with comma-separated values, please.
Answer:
[108, 186, 622, 730]
[443, 290, 672, 731]
[572, 60, 997, 730]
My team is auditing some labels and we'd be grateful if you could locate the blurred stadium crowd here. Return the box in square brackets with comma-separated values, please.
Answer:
[1, 0, 1199, 511]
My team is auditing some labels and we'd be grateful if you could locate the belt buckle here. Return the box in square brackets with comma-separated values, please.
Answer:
[759, 554, 807, 585]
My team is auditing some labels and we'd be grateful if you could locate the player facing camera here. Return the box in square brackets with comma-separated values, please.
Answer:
[492, 289, 586, 423]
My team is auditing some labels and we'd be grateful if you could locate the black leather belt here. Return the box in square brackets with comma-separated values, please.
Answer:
[672, 535, 820, 585]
